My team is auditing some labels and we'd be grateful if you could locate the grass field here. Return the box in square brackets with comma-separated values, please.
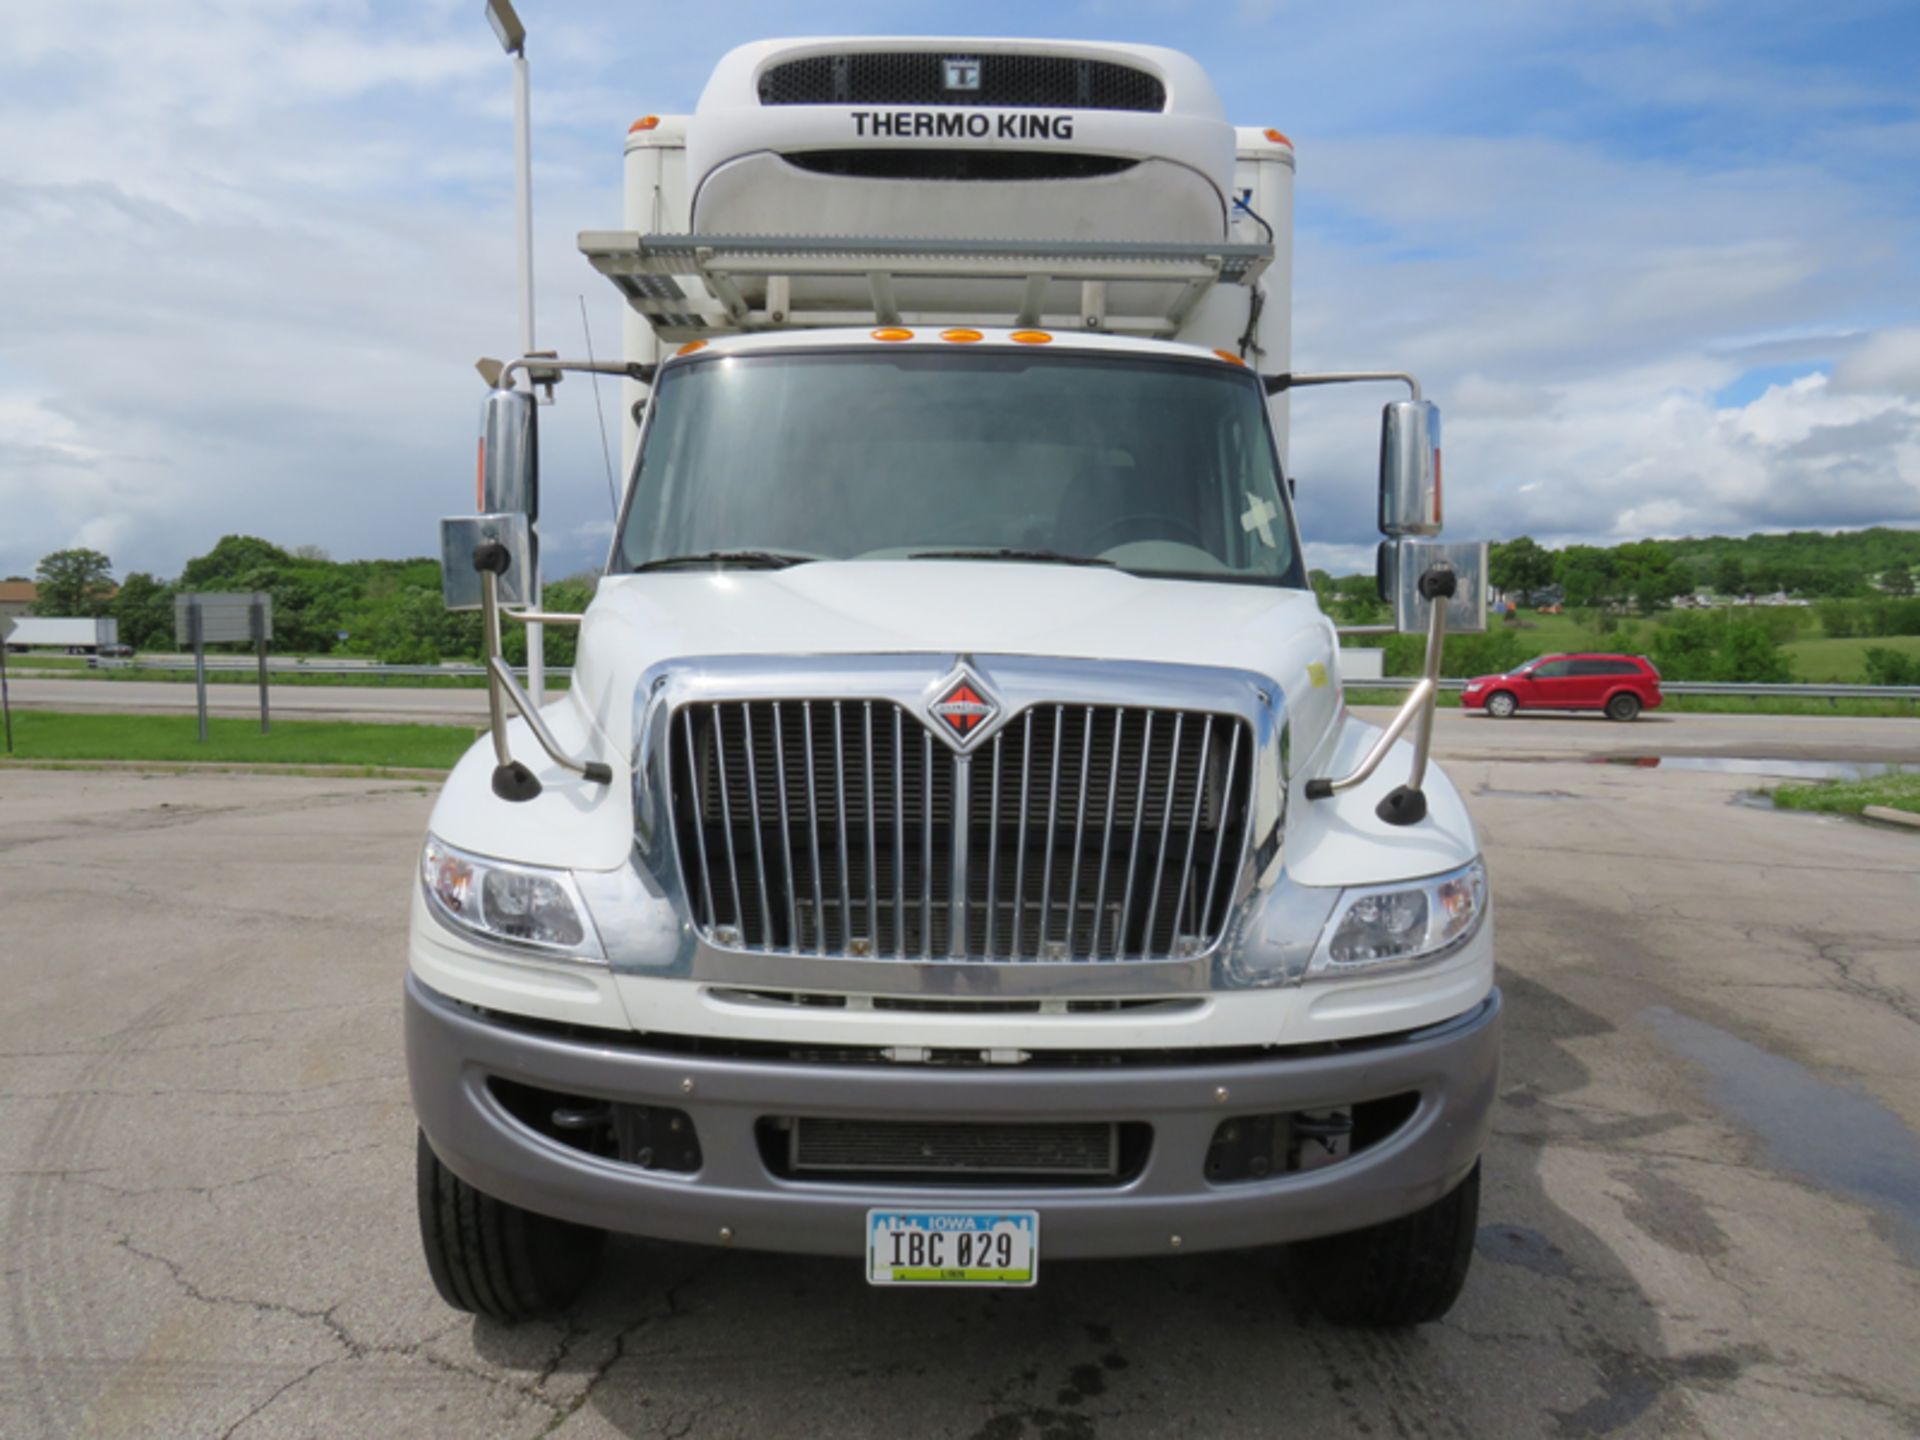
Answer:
[1483, 613, 1594, 654]
[0, 711, 476, 770]
[1772, 772, 1920, 818]
[1780, 634, 1920, 682]
[2, 653, 94, 670]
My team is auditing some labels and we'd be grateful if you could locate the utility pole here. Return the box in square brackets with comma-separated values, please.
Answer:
[487, 0, 544, 703]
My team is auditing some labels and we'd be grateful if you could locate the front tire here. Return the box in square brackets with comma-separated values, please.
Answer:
[1485, 691, 1518, 719]
[416, 1130, 606, 1322]
[1293, 1161, 1480, 1327]
[1606, 693, 1642, 722]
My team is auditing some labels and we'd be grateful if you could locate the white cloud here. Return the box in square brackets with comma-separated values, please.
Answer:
[1833, 328, 1920, 395]
[1, 1, 1916, 585]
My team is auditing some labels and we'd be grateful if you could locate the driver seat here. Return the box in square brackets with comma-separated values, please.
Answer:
[1055, 450, 1191, 556]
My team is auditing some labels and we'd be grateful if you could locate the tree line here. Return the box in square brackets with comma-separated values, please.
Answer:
[1313, 527, 1920, 622]
[1481, 528, 1920, 608]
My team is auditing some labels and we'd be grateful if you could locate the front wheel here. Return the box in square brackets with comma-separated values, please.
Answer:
[1606, 693, 1642, 722]
[1292, 1162, 1480, 1327]
[416, 1130, 606, 1322]
[1485, 691, 1518, 719]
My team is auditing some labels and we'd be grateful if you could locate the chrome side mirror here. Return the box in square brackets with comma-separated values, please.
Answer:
[479, 385, 538, 518]
[1379, 400, 1442, 536]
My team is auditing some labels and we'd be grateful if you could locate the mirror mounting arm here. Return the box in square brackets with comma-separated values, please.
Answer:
[473, 542, 612, 801]
[486, 354, 657, 393]
[1264, 370, 1422, 400]
[1305, 563, 1456, 826]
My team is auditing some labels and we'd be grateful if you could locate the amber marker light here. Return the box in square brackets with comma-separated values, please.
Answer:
[1263, 128, 1293, 147]
[629, 115, 661, 133]
[674, 340, 708, 357]
[1008, 330, 1053, 344]
[871, 327, 915, 341]
[1213, 349, 1247, 366]
[941, 328, 984, 343]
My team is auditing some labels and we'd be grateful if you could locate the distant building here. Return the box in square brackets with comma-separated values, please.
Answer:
[0, 579, 37, 628]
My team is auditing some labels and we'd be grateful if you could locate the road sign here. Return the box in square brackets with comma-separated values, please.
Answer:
[174, 592, 273, 645]
[173, 593, 274, 740]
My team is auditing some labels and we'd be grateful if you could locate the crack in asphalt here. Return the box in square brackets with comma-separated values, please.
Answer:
[46, 1139, 393, 1205]
[113, 1232, 569, 1435]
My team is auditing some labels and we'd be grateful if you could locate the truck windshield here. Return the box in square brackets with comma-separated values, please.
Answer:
[615, 350, 1303, 587]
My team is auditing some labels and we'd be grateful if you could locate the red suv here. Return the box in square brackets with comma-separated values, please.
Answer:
[1461, 654, 1662, 721]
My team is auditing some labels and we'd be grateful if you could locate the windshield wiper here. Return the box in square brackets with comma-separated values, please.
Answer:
[906, 547, 1115, 568]
[630, 550, 815, 573]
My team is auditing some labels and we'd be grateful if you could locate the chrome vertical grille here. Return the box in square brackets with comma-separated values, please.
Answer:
[668, 700, 1250, 962]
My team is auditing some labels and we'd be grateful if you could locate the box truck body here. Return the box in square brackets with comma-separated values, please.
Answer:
[408, 37, 1496, 1326]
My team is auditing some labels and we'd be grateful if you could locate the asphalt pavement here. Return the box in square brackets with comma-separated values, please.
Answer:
[2, 716, 1918, 1437]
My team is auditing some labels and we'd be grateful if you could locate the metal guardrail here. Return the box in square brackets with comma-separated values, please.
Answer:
[73, 656, 1920, 701]
[1349, 676, 1920, 701]
[87, 657, 544, 680]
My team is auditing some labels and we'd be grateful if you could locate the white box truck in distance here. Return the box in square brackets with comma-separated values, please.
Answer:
[4, 616, 120, 654]
[409, 37, 1498, 1326]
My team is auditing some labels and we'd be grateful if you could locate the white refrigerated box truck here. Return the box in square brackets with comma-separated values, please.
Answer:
[409, 36, 1497, 1326]
[4, 616, 119, 653]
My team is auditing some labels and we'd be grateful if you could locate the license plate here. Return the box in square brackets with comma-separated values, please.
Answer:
[865, 1209, 1038, 1287]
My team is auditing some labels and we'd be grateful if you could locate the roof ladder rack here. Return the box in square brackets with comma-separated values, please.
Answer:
[576, 232, 1274, 343]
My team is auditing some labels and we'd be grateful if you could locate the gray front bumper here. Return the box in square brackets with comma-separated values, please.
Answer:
[405, 974, 1501, 1260]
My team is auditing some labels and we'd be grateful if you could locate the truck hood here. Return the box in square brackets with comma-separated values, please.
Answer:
[569, 560, 1342, 761]
[436, 560, 1479, 889]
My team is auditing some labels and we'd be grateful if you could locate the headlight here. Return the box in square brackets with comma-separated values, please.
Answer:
[420, 836, 603, 960]
[1310, 858, 1487, 975]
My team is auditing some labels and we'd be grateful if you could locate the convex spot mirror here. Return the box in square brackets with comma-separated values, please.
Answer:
[1378, 537, 1488, 634]
[1379, 400, 1442, 537]
[441, 513, 531, 611]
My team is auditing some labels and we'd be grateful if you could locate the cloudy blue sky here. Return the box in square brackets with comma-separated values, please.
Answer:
[4, 0, 1918, 583]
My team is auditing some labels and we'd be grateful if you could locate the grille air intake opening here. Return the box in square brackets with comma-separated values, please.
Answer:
[760, 1116, 1152, 1185]
[667, 698, 1252, 963]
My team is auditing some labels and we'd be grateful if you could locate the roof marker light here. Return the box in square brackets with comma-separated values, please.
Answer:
[629, 116, 661, 134]
[941, 328, 984, 343]
[1263, 128, 1293, 147]
[1213, 349, 1247, 366]
[871, 327, 915, 342]
[675, 340, 707, 357]
[1008, 330, 1053, 345]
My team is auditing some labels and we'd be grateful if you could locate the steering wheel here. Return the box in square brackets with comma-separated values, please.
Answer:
[1085, 512, 1207, 552]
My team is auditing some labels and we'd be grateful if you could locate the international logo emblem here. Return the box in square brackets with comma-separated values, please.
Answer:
[929, 670, 997, 745]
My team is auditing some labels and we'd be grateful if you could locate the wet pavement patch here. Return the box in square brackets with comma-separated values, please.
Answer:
[1643, 1006, 1920, 1263]
[1476, 1222, 1577, 1278]
[1617, 1163, 1730, 1260]
[1550, 1346, 1762, 1439]
[1593, 757, 1920, 781]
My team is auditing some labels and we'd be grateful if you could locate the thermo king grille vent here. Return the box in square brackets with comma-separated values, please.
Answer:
[759, 53, 1166, 113]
